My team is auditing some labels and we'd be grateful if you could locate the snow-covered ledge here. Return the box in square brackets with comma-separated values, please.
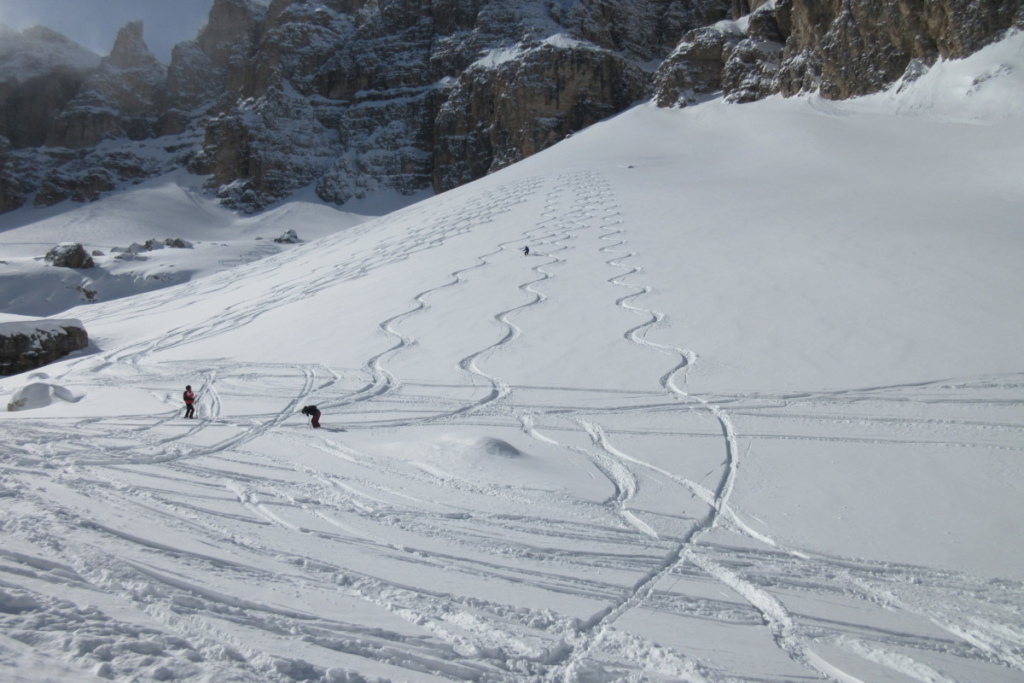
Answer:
[0, 318, 89, 376]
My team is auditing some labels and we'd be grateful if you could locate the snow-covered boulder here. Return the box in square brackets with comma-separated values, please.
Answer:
[6, 374, 84, 411]
[273, 229, 301, 244]
[0, 320, 89, 376]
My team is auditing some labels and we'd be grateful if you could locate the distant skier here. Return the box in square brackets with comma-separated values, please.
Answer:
[522, 246, 530, 256]
[183, 385, 196, 419]
[301, 405, 321, 428]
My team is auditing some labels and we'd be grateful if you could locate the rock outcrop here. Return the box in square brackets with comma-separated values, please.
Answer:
[0, 320, 89, 376]
[655, 0, 1024, 106]
[435, 39, 649, 192]
[45, 243, 95, 269]
[780, 0, 1024, 99]
[653, 25, 743, 106]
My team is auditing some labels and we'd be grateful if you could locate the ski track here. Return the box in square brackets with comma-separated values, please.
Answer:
[509, 172, 1016, 683]
[2, 173, 1023, 682]
[521, 174, 810, 683]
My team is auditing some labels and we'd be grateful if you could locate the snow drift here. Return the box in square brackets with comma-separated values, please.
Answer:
[6, 374, 84, 411]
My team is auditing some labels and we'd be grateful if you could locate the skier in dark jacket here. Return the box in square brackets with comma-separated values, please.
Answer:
[301, 405, 321, 428]
[522, 246, 530, 256]
[183, 385, 196, 419]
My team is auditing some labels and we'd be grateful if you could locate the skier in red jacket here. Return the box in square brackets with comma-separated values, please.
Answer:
[183, 385, 196, 419]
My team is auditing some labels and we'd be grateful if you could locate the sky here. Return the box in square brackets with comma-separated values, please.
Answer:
[0, 0, 216, 61]
[0, 32, 1022, 682]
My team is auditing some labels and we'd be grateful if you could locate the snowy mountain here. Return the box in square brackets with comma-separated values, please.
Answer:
[1, 29, 1023, 683]
[1, 0, 1021, 214]
[0, 24, 101, 83]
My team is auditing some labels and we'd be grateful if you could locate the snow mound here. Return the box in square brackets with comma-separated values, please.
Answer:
[7, 376, 84, 411]
[0, 588, 43, 614]
[451, 436, 524, 459]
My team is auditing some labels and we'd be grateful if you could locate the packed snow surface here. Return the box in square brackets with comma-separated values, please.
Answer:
[1, 32, 1023, 683]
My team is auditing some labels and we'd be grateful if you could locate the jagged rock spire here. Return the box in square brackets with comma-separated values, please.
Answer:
[109, 21, 153, 69]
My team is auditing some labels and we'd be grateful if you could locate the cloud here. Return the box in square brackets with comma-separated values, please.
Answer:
[0, 0, 213, 61]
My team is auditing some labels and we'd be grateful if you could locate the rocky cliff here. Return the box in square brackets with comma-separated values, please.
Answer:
[655, 0, 1024, 106]
[0, 26, 102, 212]
[0, 319, 89, 376]
[0, 0, 1019, 214]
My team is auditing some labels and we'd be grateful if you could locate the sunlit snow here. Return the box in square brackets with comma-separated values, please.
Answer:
[1, 32, 1023, 683]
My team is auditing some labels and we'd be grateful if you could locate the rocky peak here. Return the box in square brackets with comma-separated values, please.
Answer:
[199, 0, 265, 69]
[42, 22, 167, 149]
[108, 21, 154, 70]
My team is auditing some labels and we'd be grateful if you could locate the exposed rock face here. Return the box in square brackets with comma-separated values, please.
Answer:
[564, 0, 735, 61]
[184, 0, 731, 210]
[435, 40, 650, 191]
[0, 320, 89, 376]
[721, 9, 785, 103]
[0, 27, 102, 209]
[653, 25, 743, 106]
[0, 26, 99, 148]
[0, 23, 186, 210]
[166, 0, 263, 120]
[0, 68, 90, 148]
[782, 0, 1024, 99]
[0, 0, 1018, 213]
[46, 21, 168, 148]
[0, 141, 26, 212]
[656, 0, 1024, 106]
[0, 0, 735, 213]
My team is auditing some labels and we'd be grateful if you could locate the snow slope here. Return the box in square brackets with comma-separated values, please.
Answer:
[0, 32, 1023, 683]
[0, 171, 426, 317]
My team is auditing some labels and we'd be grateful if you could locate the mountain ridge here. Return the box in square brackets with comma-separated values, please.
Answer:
[0, 0, 1020, 215]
